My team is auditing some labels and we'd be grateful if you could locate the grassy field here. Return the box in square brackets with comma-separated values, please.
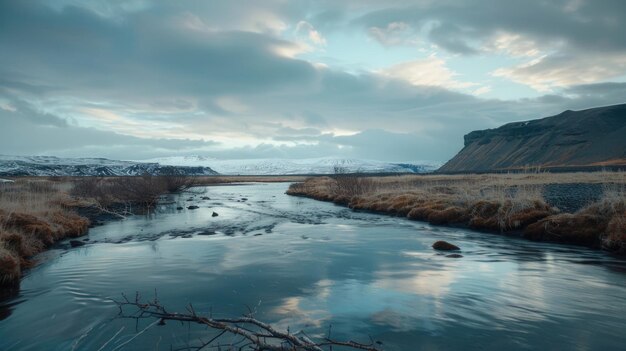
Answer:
[0, 175, 305, 289]
[287, 171, 626, 254]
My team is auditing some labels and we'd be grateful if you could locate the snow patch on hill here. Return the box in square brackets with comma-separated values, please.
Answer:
[0, 155, 218, 176]
[139, 156, 440, 175]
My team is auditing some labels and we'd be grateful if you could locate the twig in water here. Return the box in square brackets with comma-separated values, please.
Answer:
[112, 293, 383, 351]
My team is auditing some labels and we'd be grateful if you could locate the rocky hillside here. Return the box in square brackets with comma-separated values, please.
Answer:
[0, 156, 218, 177]
[439, 104, 626, 172]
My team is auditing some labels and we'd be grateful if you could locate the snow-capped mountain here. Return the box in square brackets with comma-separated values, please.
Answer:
[138, 156, 440, 175]
[0, 155, 440, 177]
[0, 155, 218, 177]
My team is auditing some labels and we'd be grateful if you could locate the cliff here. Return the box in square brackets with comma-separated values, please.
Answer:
[439, 104, 626, 172]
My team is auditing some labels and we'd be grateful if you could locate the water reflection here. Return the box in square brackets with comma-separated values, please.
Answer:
[0, 183, 625, 350]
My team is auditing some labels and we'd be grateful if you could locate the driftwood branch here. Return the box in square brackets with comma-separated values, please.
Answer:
[111, 292, 383, 351]
[91, 202, 132, 219]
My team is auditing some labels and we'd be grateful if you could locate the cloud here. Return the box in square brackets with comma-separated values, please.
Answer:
[350, 0, 626, 88]
[2, 98, 69, 128]
[493, 54, 626, 92]
[484, 32, 541, 57]
[295, 21, 327, 46]
[352, 0, 626, 54]
[380, 55, 478, 91]
[0, 98, 217, 159]
[367, 22, 417, 46]
[557, 82, 626, 109]
[1, 0, 625, 163]
[0, 1, 317, 100]
[202, 129, 451, 162]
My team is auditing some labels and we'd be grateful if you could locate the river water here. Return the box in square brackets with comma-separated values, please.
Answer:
[1, 183, 625, 350]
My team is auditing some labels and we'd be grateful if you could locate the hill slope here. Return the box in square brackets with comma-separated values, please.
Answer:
[439, 104, 626, 172]
[0, 155, 218, 176]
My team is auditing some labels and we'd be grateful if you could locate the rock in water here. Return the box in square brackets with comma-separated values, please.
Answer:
[187, 205, 199, 210]
[446, 253, 463, 258]
[69, 240, 85, 247]
[212, 211, 219, 217]
[432, 241, 460, 251]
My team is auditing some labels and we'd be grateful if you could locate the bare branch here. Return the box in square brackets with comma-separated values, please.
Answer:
[112, 295, 382, 351]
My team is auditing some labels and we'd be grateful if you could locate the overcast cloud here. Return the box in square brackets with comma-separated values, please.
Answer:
[0, 0, 624, 162]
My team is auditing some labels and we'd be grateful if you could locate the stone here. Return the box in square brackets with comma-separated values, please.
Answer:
[187, 205, 200, 210]
[432, 240, 460, 251]
[69, 240, 86, 247]
[212, 211, 219, 217]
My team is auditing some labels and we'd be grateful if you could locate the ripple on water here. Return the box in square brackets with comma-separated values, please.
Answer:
[1, 183, 626, 351]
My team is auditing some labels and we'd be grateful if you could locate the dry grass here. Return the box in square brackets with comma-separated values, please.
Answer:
[287, 171, 626, 254]
[0, 179, 89, 286]
[524, 182, 626, 253]
[0, 175, 201, 287]
[71, 176, 177, 210]
[288, 174, 555, 231]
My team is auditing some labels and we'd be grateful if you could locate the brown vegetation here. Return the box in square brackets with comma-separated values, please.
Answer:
[0, 179, 89, 287]
[524, 183, 626, 253]
[287, 172, 626, 254]
[71, 175, 190, 212]
[0, 175, 198, 288]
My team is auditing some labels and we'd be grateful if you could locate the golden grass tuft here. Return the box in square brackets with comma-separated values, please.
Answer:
[427, 206, 468, 225]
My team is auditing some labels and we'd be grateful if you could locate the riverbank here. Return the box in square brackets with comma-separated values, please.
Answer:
[286, 172, 626, 254]
[0, 175, 306, 290]
[0, 179, 89, 292]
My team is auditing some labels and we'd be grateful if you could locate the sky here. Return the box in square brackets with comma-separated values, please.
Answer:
[1, 0, 625, 162]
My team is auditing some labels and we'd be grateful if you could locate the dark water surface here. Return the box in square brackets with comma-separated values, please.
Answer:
[1, 183, 626, 350]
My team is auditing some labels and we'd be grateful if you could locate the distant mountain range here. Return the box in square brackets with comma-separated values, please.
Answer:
[439, 104, 626, 172]
[0, 155, 439, 177]
[7, 102, 623, 177]
[0, 155, 218, 177]
[138, 156, 441, 175]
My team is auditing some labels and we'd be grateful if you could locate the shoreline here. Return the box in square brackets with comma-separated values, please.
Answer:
[286, 173, 626, 255]
[0, 177, 303, 292]
[2, 173, 625, 293]
[0, 176, 305, 292]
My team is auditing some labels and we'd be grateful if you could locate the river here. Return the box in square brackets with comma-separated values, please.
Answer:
[1, 182, 625, 350]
